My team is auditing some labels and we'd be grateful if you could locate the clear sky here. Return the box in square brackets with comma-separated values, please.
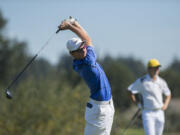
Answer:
[1, 0, 180, 68]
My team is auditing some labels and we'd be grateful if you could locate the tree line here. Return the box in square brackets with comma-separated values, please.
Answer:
[0, 10, 180, 134]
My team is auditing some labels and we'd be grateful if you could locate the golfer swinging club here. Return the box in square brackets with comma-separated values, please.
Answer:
[58, 18, 115, 135]
[127, 59, 171, 135]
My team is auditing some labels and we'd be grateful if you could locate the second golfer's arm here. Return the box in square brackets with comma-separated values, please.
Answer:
[128, 91, 137, 104]
[162, 94, 171, 110]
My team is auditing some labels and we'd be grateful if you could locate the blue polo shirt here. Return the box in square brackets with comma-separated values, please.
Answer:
[73, 46, 111, 101]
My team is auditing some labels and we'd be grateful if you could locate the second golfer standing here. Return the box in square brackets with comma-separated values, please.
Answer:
[127, 59, 171, 135]
[58, 18, 115, 135]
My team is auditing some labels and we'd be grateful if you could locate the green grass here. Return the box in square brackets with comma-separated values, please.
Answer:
[115, 128, 180, 135]
[115, 128, 144, 135]
[125, 128, 144, 135]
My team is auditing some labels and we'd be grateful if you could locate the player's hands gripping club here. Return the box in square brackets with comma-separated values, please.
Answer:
[57, 16, 77, 33]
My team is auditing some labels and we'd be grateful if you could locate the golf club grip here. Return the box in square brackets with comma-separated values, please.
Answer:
[56, 28, 61, 34]
[6, 54, 38, 90]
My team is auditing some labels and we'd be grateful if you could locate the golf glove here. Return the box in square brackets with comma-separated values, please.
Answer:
[65, 16, 77, 24]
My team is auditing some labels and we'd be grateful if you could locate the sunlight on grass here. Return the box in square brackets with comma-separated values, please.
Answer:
[116, 128, 144, 135]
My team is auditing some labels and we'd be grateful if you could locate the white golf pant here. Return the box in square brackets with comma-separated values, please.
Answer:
[84, 98, 115, 135]
[142, 109, 165, 135]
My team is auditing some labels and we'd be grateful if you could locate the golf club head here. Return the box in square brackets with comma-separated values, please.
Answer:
[5, 89, 12, 99]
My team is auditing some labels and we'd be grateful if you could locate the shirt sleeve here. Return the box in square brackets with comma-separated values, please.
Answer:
[161, 79, 171, 96]
[128, 78, 142, 94]
[83, 46, 96, 66]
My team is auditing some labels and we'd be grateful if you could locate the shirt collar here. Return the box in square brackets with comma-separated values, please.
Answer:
[146, 74, 160, 82]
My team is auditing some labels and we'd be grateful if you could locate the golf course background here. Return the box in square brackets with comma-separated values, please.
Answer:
[0, 10, 180, 135]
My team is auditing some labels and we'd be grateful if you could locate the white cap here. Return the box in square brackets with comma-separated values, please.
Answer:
[66, 37, 83, 52]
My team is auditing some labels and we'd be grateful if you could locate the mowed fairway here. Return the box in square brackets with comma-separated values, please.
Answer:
[116, 128, 180, 135]
[116, 128, 144, 135]
[124, 128, 144, 135]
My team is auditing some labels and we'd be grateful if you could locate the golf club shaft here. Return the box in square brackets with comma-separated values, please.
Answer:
[5, 32, 56, 91]
[6, 54, 38, 90]
[120, 108, 141, 135]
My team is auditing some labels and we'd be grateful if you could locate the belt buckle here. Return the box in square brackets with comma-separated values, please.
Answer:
[87, 103, 93, 108]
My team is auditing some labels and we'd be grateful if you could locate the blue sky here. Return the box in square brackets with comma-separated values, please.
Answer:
[1, 0, 180, 68]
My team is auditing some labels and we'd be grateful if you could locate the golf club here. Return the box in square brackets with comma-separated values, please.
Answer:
[4, 16, 76, 99]
[5, 32, 56, 99]
[120, 108, 141, 135]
